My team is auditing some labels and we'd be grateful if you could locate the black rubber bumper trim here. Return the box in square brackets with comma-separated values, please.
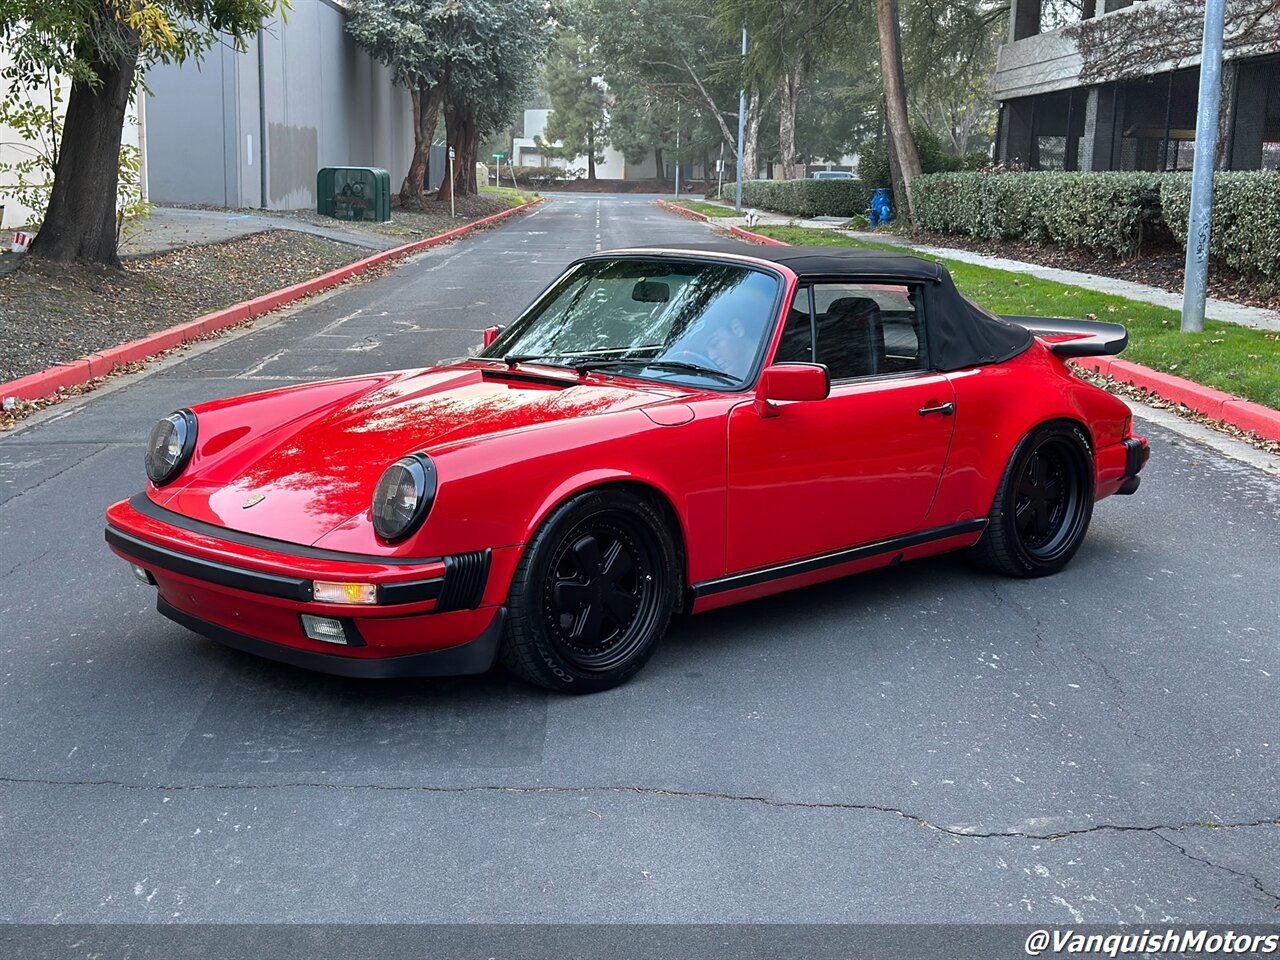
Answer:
[1122, 437, 1149, 477]
[108, 526, 313, 602]
[108, 526, 446, 606]
[434, 550, 492, 611]
[1116, 437, 1149, 495]
[691, 518, 988, 598]
[159, 597, 506, 678]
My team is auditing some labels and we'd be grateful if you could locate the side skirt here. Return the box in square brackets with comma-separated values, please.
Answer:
[691, 519, 988, 599]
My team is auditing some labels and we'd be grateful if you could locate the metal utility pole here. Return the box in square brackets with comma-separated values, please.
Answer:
[734, 25, 747, 213]
[674, 102, 681, 200]
[1180, 0, 1227, 333]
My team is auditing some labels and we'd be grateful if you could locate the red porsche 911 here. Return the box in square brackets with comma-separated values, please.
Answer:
[106, 245, 1149, 693]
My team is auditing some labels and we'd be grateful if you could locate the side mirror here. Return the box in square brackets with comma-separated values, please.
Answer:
[482, 324, 503, 348]
[755, 363, 830, 418]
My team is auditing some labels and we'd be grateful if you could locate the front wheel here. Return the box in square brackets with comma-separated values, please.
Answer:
[972, 422, 1095, 578]
[500, 488, 678, 693]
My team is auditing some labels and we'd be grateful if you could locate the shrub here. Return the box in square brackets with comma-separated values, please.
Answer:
[1160, 171, 1280, 283]
[857, 128, 988, 201]
[736, 178, 872, 218]
[511, 165, 572, 186]
[912, 171, 1164, 257]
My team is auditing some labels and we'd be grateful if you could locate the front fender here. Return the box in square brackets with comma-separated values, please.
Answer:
[313, 405, 732, 587]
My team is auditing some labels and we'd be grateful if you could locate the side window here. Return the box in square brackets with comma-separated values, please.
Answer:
[810, 282, 926, 380]
[774, 287, 814, 363]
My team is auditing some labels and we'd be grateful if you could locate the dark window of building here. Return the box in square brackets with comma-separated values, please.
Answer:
[1229, 55, 1280, 171]
[1029, 90, 1088, 170]
[1115, 68, 1200, 172]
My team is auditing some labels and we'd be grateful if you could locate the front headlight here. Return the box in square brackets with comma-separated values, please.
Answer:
[371, 453, 436, 542]
[145, 410, 197, 486]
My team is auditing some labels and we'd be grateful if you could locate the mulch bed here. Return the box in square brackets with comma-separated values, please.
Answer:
[279, 192, 515, 241]
[0, 230, 367, 384]
[897, 231, 1280, 314]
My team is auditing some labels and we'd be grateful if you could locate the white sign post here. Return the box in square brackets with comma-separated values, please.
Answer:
[448, 146, 456, 218]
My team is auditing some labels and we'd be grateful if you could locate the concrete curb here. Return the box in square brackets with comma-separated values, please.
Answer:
[658, 200, 710, 222]
[729, 225, 789, 246]
[1, 198, 544, 404]
[722, 223, 1280, 443]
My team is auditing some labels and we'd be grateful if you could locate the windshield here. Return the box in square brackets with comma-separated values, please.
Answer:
[481, 257, 781, 389]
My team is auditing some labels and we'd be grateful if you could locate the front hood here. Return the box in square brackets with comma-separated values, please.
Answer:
[162, 365, 671, 544]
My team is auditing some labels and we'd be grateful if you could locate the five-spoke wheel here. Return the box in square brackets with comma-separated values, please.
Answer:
[973, 422, 1095, 577]
[501, 488, 677, 693]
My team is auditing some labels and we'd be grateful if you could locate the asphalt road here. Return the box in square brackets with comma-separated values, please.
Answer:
[2, 194, 1278, 941]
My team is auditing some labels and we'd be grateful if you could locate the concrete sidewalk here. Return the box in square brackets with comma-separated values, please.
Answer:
[120, 206, 399, 256]
[696, 203, 1280, 333]
[0, 206, 399, 280]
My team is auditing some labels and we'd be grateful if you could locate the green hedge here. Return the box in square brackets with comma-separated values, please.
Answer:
[913, 171, 1164, 257]
[1160, 172, 1280, 284]
[728, 178, 872, 218]
[912, 169, 1280, 277]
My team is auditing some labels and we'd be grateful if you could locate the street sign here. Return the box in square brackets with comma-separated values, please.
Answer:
[493, 153, 505, 160]
[448, 146, 455, 159]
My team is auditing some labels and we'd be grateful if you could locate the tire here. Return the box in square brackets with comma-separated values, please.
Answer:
[500, 488, 678, 693]
[971, 421, 1095, 578]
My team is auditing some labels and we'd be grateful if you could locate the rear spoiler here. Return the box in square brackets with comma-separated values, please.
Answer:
[1001, 316, 1128, 358]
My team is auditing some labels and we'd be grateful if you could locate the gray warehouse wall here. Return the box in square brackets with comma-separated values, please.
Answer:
[146, 0, 414, 211]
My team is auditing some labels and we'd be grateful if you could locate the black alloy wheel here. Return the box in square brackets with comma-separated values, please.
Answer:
[501, 488, 678, 693]
[972, 422, 1095, 578]
[543, 514, 663, 671]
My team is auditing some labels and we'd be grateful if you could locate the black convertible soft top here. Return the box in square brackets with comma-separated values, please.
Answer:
[596, 244, 1035, 372]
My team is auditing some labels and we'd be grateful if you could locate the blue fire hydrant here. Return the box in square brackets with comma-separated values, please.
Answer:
[869, 188, 893, 228]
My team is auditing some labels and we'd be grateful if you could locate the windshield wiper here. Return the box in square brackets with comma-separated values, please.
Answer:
[570, 358, 740, 385]
[503, 352, 630, 369]
[502, 353, 587, 367]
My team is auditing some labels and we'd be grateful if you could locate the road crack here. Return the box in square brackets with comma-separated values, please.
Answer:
[1, 772, 1275, 843]
[1154, 829, 1280, 910]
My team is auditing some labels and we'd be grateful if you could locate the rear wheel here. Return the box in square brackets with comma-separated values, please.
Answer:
[500, 488, 677, 693]
[972, 422, 1095, 578]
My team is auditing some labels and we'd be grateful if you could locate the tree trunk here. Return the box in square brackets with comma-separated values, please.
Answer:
[462, 111, 480, 194]
[742, 89, 763, 182]
[877, 0, 922, 224]
[777, 70, 802, 180]
[401, 83, 442, 206]
[654, 146, 665, 182]
[29, 44, 137, 267]
[437, 101, 472, 201]
[586, 123, 597, 180]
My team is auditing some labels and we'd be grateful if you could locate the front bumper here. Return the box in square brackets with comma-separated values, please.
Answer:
[158, 596, 505, 678]
[105, 493, 516, 676]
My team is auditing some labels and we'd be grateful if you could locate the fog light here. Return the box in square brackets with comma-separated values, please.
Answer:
[313, 580, 377, 604]
[300, 614, 351, 645]
[131, 564, 155, 585]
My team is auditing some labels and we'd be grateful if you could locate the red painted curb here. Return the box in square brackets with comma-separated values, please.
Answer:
[659, 200, 710, 223]
[730, 225, 789, 246]
[1, 197, 543, 404]
[733, 230, 1280, 443]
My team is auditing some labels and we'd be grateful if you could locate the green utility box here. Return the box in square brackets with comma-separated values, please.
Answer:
[316, 167, 391, 222]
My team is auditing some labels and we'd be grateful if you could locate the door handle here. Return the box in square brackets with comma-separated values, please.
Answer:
[918, 402, 955, 417]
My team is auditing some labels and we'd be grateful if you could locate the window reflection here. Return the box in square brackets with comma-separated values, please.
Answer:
[483, 258, 780, 387]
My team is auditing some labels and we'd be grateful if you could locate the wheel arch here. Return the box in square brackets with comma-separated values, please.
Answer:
[988, 417, 1100, 514]
[522, 473, 692, 609]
